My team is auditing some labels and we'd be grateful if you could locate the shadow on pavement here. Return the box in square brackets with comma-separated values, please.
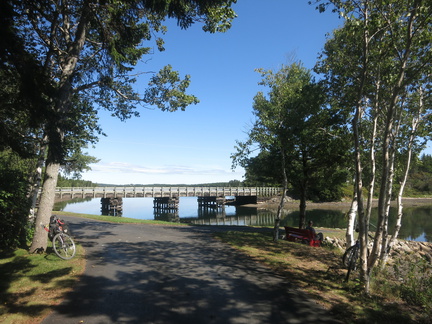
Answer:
[43, 218, 342, 324]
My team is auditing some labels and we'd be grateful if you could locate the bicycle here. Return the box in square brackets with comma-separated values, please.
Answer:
[42, 217, 76, 260]
[342, 230, 375, 282]
[342, 239, 360, 282]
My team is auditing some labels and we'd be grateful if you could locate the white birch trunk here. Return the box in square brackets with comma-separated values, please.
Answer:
[346, 190, 357, 248]
[381, 87, 424, 266]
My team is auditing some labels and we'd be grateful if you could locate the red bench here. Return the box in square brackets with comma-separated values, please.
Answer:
[284, 226, 321, 247]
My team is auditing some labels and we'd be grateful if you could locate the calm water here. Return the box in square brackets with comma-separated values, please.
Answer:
[54, 197, 432, 242]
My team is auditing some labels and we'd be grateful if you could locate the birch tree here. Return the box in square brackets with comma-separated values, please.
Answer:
[315, 0, 432, 293]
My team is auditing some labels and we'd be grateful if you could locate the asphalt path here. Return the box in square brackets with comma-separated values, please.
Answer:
[42, 216, 341, 324]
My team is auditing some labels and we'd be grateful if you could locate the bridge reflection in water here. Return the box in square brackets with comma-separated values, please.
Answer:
[153, 204, 276, 227]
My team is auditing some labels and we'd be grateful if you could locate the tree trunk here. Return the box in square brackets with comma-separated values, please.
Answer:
[273, 192, 285, 242]
[380, 88, 423, 266]
[273, 146, 288, 242]
[29, 160, 60, 253]
[298, 188, 307, 229]
[346, 188, 357, 248]
[351, 0, 371, 294]
[378, 149, 395, 265]
[365, 79, 379, 227]
[298, 151, 308, 229]
[27, 142, 47, 223]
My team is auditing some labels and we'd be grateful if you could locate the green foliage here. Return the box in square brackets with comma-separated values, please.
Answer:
[370, 254, 432, 322]
[234, 62, 351, 202]
[56, 175, 96, 188]
[242, 150, 284, 187]
[390, 255, 432, 317]
[0, 151, 33, 248]
[60, 148, 100, 180]
[143, 65, 200, 111]
[406, 154, 432, 195]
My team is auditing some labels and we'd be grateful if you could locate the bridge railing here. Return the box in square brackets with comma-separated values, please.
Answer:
[54, 186, 282, 199]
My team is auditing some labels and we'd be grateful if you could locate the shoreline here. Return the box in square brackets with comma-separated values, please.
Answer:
[250, 197, 432, 210]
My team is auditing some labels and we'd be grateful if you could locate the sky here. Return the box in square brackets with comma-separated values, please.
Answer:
[81, 0, 345, 185]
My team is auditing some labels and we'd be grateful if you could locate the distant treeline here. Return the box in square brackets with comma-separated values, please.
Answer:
[57, 177, 245, 188]
[57, 154, 432, 197]
[57, 175, 97, 187]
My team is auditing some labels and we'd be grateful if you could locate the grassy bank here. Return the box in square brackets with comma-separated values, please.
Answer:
[52, 210, 190, 225]
[213, 230, 431, 324]
[0, 245, 85, 324]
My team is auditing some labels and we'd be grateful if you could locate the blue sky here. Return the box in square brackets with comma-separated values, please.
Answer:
[81, 1, 344, 185]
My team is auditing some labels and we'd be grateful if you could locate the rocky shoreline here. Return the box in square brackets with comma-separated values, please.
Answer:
[325, 236, 432, 265]
[254, 196, 432, 211]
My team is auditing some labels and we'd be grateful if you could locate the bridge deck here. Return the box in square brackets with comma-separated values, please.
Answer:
[54, 186, 281, 199]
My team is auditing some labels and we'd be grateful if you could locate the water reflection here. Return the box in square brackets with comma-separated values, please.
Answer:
[53, 197, 431, 242]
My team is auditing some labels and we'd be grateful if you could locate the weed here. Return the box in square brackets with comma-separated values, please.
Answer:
[393, 255, 432, 315]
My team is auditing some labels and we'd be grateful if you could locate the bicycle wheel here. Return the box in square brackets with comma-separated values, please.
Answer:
[342, 245, 358, 269]
[52, 233, 76, 260]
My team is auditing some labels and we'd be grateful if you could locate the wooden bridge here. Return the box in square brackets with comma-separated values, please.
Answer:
[54, 186, 281, 200]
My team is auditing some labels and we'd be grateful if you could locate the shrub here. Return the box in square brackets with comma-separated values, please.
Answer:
[0, 151, 33, 249]
[393, 255, 432, 316]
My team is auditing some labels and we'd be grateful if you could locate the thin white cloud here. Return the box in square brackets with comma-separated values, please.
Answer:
[90, 162, 235, 176]
[96, 139, 230, 152]
[83, 161, 244, 185]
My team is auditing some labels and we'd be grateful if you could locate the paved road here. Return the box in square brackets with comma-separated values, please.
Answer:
[43, 216, 341, 324]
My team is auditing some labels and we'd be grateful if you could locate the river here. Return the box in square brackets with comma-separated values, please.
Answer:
[54, 196, 432, 242]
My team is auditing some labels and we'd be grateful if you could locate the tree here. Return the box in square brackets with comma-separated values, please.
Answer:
[314, 0, 432, 293]
[232, 62, 350, 239]
[1, 0, 238, 253]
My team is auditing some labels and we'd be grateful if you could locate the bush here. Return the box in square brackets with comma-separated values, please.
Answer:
[0, 152, 33, 248]
[393, 255, 432, 316]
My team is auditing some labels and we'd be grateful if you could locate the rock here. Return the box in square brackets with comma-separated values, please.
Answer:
[324, 236, 432, 265]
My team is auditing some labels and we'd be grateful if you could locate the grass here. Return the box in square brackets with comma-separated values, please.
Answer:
[213, 230, 431, 324]
[0, 244, 85, 324]
[53, 210, 189, 225]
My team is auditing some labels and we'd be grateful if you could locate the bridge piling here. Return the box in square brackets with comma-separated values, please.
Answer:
[153, 197, 179, 211]
[197, 196, 225, 209]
